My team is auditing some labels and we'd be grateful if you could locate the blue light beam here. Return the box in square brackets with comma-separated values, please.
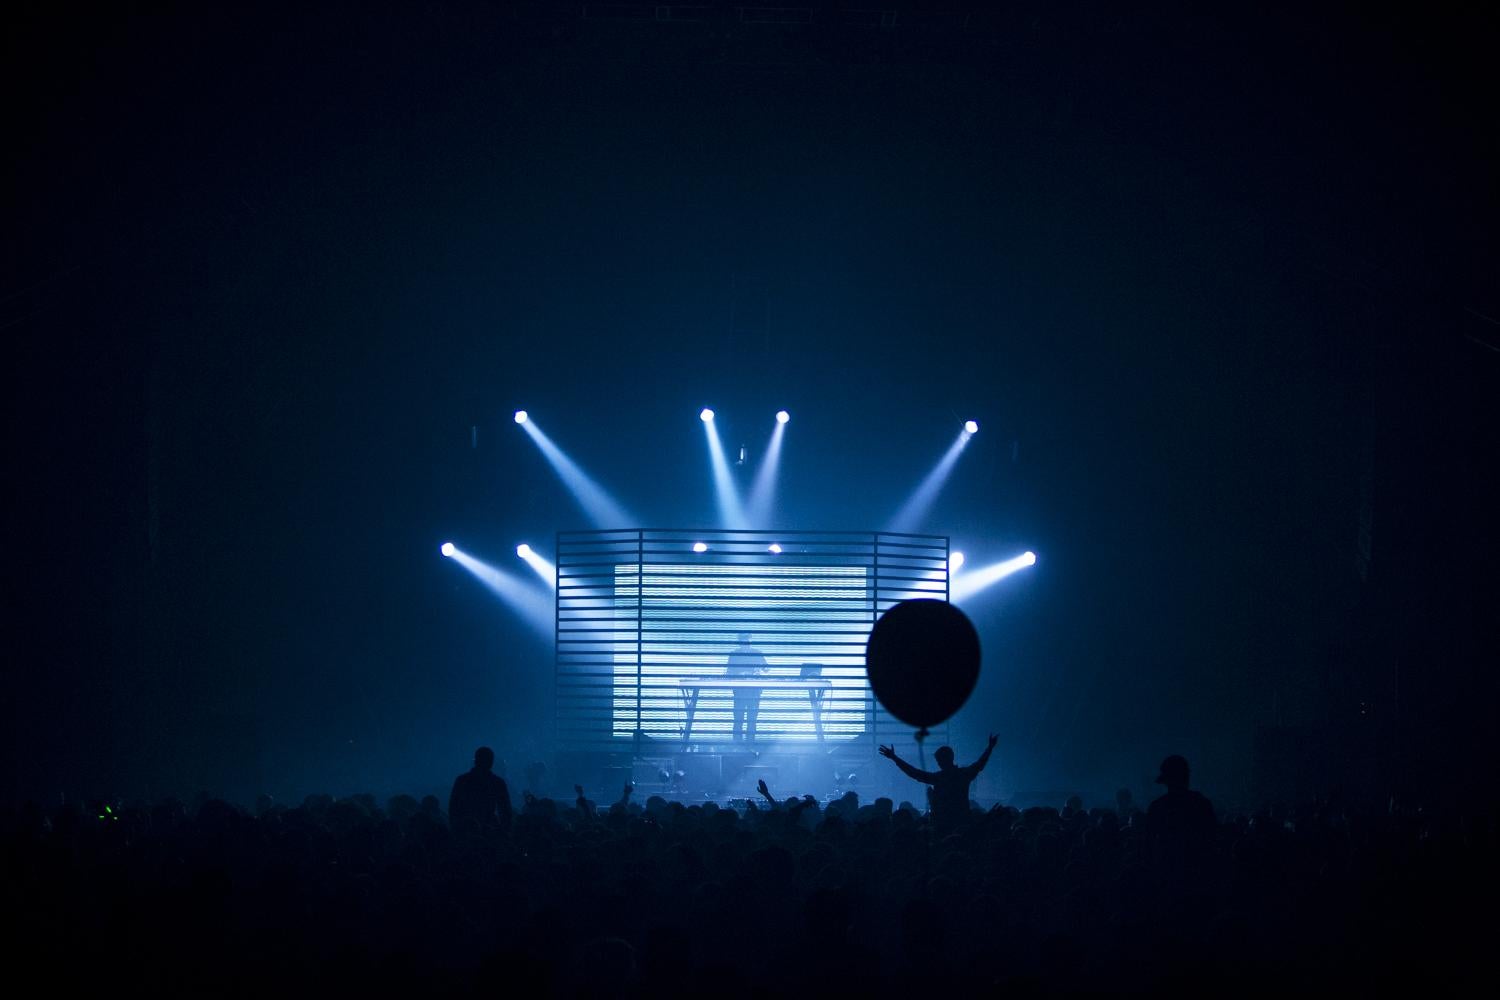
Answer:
[519, 418, 634, 529]
[446, 546, 554, 641]
[516, 543, 557, 588]
[702, 412, 748, 528]
[745, 418, 787, 527]
[887, 428, 973, 533]
[951, 550, 1037, 603]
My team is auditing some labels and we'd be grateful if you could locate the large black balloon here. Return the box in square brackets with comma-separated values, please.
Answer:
[865, 599, 981, 729]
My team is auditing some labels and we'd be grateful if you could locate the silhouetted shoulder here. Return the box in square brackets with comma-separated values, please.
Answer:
[1147, 788, 1216, 840]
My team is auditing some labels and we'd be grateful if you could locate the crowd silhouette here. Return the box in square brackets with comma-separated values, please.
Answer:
[3, 748, 1489, 995]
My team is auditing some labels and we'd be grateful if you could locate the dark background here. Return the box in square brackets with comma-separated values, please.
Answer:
[6, 2, 1496, 808]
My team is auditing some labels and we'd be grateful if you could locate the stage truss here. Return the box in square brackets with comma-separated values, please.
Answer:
[555, 529, 950, 755]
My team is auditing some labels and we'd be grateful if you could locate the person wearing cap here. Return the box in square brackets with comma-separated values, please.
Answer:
[1145, 754, 1216, 868]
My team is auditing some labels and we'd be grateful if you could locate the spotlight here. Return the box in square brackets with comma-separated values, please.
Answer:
[888, 429, 974, 533]
[964, 420, 979, 434]
[949, 551, 965, 572]
[443, 546, 554, 640]
[701, 413, 747, 527]
[692, 542, 709, 553]
[768, 543, 782, 554]
[516, 543, 557, 587]
[517, 417, 635, 528]
[440, 542, 455, 557]
[514, 410, 528, 424]
[747, 414, 788, 525]
[951, 549, 1038, 602]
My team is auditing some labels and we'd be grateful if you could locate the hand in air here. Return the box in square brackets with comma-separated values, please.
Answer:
[878, 744, 896, 759]
[623, 783, 634, 798]
[988, 733, 999, 749]
[757, 778, 771, 797]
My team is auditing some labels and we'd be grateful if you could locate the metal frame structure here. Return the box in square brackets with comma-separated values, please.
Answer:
[555, 529, 949, 757]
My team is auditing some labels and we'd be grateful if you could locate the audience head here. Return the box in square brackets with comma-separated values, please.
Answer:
[1155, 754, 1191, 792]
[934, 746, 956, 770]
[473, 746, 496, 771]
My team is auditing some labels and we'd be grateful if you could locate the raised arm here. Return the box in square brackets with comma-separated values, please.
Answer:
[756, 778, 779, 807]
[879, 744, 937, 784]
[968, 734, 999, 776]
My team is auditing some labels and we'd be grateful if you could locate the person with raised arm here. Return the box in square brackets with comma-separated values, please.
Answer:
[878, 734, 997, 830]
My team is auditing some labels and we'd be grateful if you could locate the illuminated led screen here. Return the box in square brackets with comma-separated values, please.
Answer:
[611, 563, 873, 742]
[554, 530, 949, 752]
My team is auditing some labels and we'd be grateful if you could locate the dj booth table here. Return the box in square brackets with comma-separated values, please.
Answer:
[676, 677, 834, 741]
[554, 529, 951, 758]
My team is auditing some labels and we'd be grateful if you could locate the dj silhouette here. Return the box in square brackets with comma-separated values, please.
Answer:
[727, 631, 767, 741]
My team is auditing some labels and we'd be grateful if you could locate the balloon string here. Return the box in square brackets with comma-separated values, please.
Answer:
[915, 726, 929, 770]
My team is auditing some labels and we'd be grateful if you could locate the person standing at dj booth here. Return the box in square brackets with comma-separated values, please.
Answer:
[726, 631, 768, 741]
